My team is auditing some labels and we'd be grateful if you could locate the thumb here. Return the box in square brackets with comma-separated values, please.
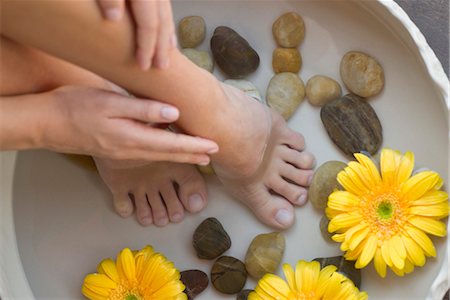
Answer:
[97, 0, 124, 21]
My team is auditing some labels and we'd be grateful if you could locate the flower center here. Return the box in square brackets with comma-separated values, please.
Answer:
[125, 295, 139, 300]
[377, 201, 393, 220]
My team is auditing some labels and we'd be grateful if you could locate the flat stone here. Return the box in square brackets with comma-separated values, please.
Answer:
[272, 12, 305, 47]
[306, 75, 341, 106]
[211, 256, 247, 295]
[266, 72, 305, 119]
[309, 160, 346, 210]
[180, 270, 209, 300]
[272, 48, 302, 73]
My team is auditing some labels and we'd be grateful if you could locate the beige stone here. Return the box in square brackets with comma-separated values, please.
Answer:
[272, 48, 302, 73]
[178, 16, 206, 48]
[181, 48, 214, 72]
[306, 75, 342, 106]
[272, 12, 305, 47]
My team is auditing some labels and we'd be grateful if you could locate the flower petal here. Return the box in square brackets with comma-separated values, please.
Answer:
[388, 238, 405, 270]
[81, 285, 108, 300]
[354, 153, 382, 185]
[381, 242, 393, 267]
[409, 202, 450, 218]
[343, 163, 371, 194]
[96, 259, 119, 283]
[255, 274, 290, 299]
[391, 235, 407, 260]
[406, 225, 437, 257]
[282, 263, 296, 291]
[401, 235, 426, 266]
[337, 171, 366, 196]
[373, 248, 386, 278]
[408, 216, 447, 236]
[116, 248, 136, 282]
[83, 274, 116, 296]
[348, 227, 370, 251]
[328, 213, 363, 232]
[355, 235, 377, 268]
[380, 149, 400, 185]
[395, 151, 414, 185]
[299, 261, 320, 293]
[328, 191, 361, 211]
[411, 190, 449, 206]
[401, 171, 442, 201]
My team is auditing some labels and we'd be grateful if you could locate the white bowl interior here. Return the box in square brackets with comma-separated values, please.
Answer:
[3, 0, 449, 299]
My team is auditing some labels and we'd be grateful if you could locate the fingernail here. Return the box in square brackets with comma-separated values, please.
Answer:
[297, 194, 307, 206]
[207, 146, 219, 154]
[170, 33, 178, 48]
[105, 8, 122, 21]
[188, 194, 204, 212]
[275, 209, 294, 227]
[161, 106, 179, 120]
[141, 217, 152, 226]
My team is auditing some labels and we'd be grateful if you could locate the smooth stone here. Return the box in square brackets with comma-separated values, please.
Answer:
[181, 48, 214, 72]
[180, 270, 209, 300]
[266, 72, 305, 120]
[193, 217, 231, 259]
[236, 289, 253, 300]
[313, 256, 362, 289]
[340, 51, 384, 98]
[211, 26, 260, 78]
[245, 232, 285, 279]
[309, 161, 347, 210]
[272, 48, 302, 73]
[320, 94, 383, 156]
[319, 215, 334, 242]
[306, 75, 342, 106]
[179, 16, 206, 48]
[224, 79, 263, 103]
[211, 256, 247, 295]
[272, 12, 305, 47]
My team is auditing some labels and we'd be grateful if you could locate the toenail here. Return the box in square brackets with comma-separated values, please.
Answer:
[171, 213, 183, 222]
[156, 217, 169, 226]
[297, 194, 307, 206]
[275, 209, 294, 227]
[141, 217, 152, 226]
[188, 194, 204, 212]
[308, 175, 314, 185]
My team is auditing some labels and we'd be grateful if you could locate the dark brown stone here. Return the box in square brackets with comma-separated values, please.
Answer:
[211, 256, 247, 294]
[180, 270, 209, 300]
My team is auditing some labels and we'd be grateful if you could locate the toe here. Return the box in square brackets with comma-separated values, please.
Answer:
[268, 176, 308, 206]
[283, 130, 305, 151]
[175, 167, 207, 213]
[160, 183, 185, 223]
[147, 193, 169, 227]
[112, 193, 134, 218]
[281, 147, 316, 170]
[133, 193, 153, 226]
[280, 163, 314, 187]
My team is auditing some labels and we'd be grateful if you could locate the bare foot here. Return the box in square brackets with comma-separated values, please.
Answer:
[212, 84, 315, 229]
[94, 158, 207, 226]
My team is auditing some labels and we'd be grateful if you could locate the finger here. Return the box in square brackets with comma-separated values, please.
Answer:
[109, 94, 180, 123]
[153, 0, 175, 69]
[131, 0, 158, 71]
[97, 0, 124, 21]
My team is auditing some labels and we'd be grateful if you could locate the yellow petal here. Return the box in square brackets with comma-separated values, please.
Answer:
[337, 171, 366, 196]
[412, 190, 449, 206]
[299, 261, 320, 292]
[83, 274, 116, 296]
[116, 248, 136, 282]
[354, 153, 382, 185]
[403, 259, 415, 274]
[332, 233, 346, 243]
[96, 259, 119, 283]
[380, 149, 399, 185]
[248, 291, 265, 300]
[406, 225, 437, 257]
[408, 216, 447, 236]
[387, 238, 405, 270]
[395, 151, 414, 185]
[355, 235, 377, 268]
[390, 264, 405, 277]
[295, 261, 307, 291]
[328, 191, 361, 211]
[343, 163, 371, 194]
[373, 248, 386, 278]
[282, 263, 296, 291]
[328, 213, 363, 232]
[401, 235, 426, 266]
[409, 202, 450, 218]
[256, 274, 290, 299]
[345, 242, 365, 261]
[381, 242, 393, 267]
[391, 235, 407, 259]
[81, 285, 107, 300]
[358, 291, 369, 300]
[348, 227, 370, 251]
[401, 171, 442, 201]
[152, 280, 186, 298]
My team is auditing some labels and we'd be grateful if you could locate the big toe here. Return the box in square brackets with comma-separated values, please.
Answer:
[112, 193, 134, 218]
[175, 168, 207, 213]
[255, 194, 295, 229]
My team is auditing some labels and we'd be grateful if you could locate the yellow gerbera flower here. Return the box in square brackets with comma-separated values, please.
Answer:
[249, 260, 367, 300]
[326, 148, 449, 277]
[82, 245, 187, 300]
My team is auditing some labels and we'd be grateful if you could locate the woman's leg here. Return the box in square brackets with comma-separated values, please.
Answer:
[1, 0, 315, 229]
[0, 36, 208, 226]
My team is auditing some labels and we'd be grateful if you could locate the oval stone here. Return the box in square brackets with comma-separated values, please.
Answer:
[181, 48, 214, 72]
[245, 232, 285, 279]
[306, 75, 341, 106]
[211, 256, 247, 294]
[266, 72, 305, 120]
[272, 48, 302, 73]
[180, 270, 209, 300]
[319, 215, 334, 242]
[236, 289, 253, 300]
[320, 94, 382, 156]
[179, 16, 206, 48]
[211, 26, 260, 78]
[340, 51, 384, 98]
[309, 161, 346, 210]
[272, 12, 305, 47]
[313, 256, 362, 288]
[193, 217, 231, 259]
[224, 79, 263, 103]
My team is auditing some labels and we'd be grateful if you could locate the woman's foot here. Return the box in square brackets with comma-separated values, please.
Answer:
[212, 84, 315, 229]
[94, 158, 207, 226]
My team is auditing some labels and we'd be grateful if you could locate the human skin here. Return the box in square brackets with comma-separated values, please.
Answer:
[0, 0, 315, 229]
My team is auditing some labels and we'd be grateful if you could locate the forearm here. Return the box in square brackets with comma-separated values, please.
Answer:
[0, 93, 49, 150]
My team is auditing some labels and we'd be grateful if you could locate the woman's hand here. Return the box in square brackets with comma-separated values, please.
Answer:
[96, 0, 176, 70]
[0, 86, 218, 164]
